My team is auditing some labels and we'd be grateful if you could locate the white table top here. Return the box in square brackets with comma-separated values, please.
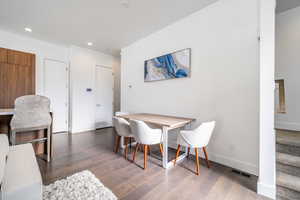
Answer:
[0, 108, 15, 115]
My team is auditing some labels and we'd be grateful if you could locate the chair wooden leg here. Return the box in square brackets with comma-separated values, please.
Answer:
[124, 137, 129, 160]
[115, 135, 121, 153]
[159, 144, 163, 158]
[187, 147, 190, 158]
[133, 143, 140, 162]
[195, 148, 200, 175]
[203, 147, 211, 168]
[144, 145, 148, 170]
[174, 144, 181, 166]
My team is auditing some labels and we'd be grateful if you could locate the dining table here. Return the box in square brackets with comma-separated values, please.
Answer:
[119, 113, 195, 169]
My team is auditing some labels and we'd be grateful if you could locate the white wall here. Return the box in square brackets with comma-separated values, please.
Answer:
[275, 6, 300, 131]
[257, 0, 276, 199]
[0, 29, 69, 94]
[69, 46, 117, 133]
[0, 29, 121, 134]
[121, 0, 260, 175]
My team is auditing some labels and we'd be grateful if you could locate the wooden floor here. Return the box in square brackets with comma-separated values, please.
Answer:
[38, 128, 269, 200]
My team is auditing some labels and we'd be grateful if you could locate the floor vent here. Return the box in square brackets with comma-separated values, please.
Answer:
[232, 169, 251, 178]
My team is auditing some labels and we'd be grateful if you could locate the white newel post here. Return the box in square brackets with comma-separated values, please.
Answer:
[257, 0, 276, 199]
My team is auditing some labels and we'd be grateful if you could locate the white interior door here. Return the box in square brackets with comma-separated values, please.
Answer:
[44, 59, 68, 133]
[95, 65, 113, 128]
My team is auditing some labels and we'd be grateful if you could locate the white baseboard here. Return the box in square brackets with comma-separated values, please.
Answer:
[257, 181, 276, 200]
[168, 144, 258, 176]
[71, 125, 115, 134]
[209, 152, 258, 175]
[71, 127, 96, 134]
[275, 121, 300, 131]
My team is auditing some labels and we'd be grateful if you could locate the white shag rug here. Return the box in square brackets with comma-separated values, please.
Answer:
[43, 170, 117, 200]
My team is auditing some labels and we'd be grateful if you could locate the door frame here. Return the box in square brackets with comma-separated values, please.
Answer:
[43, 58, 70, 133]
[95, 64, 114, 129]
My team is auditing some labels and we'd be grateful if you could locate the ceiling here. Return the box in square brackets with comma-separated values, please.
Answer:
[0, 0, 218, 56]
[276, 0, 300, 13]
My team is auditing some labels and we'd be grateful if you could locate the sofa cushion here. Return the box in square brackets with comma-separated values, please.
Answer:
[0, 134, 9, 184]
[1, 144, 42, 200]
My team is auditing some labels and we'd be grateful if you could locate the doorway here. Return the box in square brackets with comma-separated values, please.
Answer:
[95, 65, 114, 129]
[44, 59, 69, 133]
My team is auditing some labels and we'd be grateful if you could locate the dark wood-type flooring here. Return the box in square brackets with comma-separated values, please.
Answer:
[37, 128, 270, 200]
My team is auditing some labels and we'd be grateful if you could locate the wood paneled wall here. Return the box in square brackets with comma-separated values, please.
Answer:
[0, 47, 35, 108]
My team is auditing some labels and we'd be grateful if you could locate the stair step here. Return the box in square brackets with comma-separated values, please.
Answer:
[276, 131, 300, 156]
[277, 153, 300, 168]
[277, 172, 300, 193]
[276, 195, 289, 200]
[277, 152, 300, 177]
[276, 131, 300, 199]
[277, 162, 300, 177]
[277, 131, 300, 147]
[277, 185, 300, 200]
[277, 143, 300, 157]
[276, 196, 288, 200]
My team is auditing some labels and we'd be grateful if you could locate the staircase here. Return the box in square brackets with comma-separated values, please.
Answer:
[276, 130, 300, 200]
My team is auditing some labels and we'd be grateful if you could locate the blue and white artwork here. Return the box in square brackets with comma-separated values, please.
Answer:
[144, 48, 191, 82]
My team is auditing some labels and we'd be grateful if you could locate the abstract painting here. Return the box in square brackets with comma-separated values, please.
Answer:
[144, 48, 191, 82]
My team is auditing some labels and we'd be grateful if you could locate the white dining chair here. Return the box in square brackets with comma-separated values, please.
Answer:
[174, 121, 216, 175]
[113, 116, 134, 160]
[129, 119, 163, 170]
[115, 111, 133, 149]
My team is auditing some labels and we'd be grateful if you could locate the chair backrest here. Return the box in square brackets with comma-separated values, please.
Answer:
[113, 117, 131, 137]
[129, 119, 161, 144]
[194, 121, 216, 147]
[10, 95, 52, 130]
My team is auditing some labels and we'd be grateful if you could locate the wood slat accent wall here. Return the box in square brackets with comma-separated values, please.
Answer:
[0, 47, 35, 108]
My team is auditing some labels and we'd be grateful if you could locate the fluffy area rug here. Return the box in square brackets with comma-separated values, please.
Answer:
[43, 170, 117, 200]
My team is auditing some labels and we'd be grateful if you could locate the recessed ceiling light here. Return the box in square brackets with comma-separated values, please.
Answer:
[24, 27, 32, 32]
[87, 42, 93, 46]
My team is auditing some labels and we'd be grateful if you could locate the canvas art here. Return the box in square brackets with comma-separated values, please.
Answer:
[144, 48, 191, 82]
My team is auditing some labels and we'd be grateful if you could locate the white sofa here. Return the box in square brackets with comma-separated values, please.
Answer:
[0, 134, 42, 200]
